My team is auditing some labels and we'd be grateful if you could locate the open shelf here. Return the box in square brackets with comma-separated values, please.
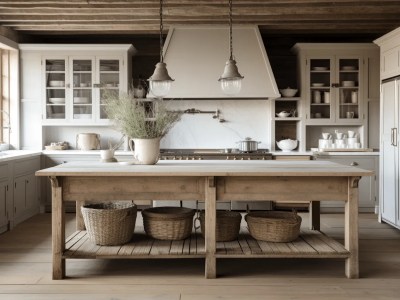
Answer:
[64, 228, 349, 259]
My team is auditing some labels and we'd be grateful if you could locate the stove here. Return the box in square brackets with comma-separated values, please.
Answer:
[160, 149, 272, 160]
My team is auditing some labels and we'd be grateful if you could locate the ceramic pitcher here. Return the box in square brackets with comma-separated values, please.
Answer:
[129, 137, 161, 165]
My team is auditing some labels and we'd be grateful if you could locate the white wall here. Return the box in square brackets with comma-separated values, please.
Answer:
[161, 100, 271, 149]
[39, 100, 272, 150]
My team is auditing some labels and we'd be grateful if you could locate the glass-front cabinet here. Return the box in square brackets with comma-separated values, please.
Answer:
[306, 55, 362, 124]
[45, 59, 67, 120]
[42, 53, 127, 125]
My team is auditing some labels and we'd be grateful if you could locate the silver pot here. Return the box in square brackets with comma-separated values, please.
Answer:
[237, 137, 261, 152]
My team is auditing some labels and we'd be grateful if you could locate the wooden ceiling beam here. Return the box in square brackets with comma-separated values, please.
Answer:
[0, 25, 20, 42]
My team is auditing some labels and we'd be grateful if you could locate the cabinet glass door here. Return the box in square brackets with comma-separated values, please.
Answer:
[71, 59, 93, 120]
[45, 59, 67, 120]
[309, 59, 333, 120]
[337, 58, 361, 120]
[98, 59, 120, 120]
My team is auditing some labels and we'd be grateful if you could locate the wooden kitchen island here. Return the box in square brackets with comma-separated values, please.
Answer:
[35, 160, 372, 280]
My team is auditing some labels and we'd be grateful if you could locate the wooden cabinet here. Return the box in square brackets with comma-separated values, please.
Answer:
[19, 44, 135, 126]
[315, 155, 378, 212]
[379, 78, 400, 228]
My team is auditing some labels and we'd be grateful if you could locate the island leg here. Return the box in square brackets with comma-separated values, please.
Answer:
[345, 176, 360, 279]
[205, 176, 216, 279]
[309, 201, 320, 230]
[50, 176, 65, 279]
[76, 201, 86, 230]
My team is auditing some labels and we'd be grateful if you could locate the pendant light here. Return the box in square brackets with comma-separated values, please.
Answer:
[148, 0, 174, 98]
[218, 0, 244, 96]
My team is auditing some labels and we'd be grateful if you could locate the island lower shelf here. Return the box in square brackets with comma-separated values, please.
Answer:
[64, 228, 350, 259]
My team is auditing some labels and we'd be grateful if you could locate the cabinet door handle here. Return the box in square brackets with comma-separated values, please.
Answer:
[391, 128, 395, 146]
[350, 162, 359, 166]
[394, 128, 398, 147]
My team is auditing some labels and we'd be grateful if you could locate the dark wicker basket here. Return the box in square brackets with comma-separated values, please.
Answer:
[142, 207, 195, 240]
[245, 211, 302, 242]
[81, 202, 137, 246]
[198, 210, 242, 242]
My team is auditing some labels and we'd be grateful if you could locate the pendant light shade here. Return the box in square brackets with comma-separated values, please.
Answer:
[219, 0, 243, 95]
[149, 62, 174, 98]
[148, 0, 174, 98]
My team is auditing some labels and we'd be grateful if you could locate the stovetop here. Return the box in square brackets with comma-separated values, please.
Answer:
[159, 149, 272, 160]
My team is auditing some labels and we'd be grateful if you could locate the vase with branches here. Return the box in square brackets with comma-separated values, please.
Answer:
[103, 89, 181, 164]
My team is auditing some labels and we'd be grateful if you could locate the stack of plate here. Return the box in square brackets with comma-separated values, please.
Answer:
[74, 97, 89, 104]
[49, 98, 65, 104]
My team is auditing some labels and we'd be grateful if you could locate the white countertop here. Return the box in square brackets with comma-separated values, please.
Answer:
[36, 160, 374, 177]
[42, 150, 380, 156]
[0, 150, 42, 163]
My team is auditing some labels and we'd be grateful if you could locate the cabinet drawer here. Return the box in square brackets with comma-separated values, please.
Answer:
[14, 158, 40, 176]
[0, 163, 10, 181]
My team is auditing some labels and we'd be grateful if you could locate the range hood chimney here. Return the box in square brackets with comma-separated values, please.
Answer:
[160, 25, 280, 100]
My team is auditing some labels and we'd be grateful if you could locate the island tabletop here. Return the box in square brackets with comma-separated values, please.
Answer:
[36, 160, 373, 280]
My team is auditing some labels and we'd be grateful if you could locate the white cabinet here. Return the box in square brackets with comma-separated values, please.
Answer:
[0, 180, 10, 232]
[315, 155, 378, 212]
[0, 163, 11, 233]
[19, 44, 135, 126]
[12, 157, 41, 226]
[374, 27, 400, 80]
[291, 43, 380, 151]
[379, 78, 400, 228]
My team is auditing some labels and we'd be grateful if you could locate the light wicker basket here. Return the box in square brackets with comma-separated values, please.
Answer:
[142, 207, 195, 240]
[245, 211, 302, 243]
[197, 210, 242, 242]
[81, 202, 137, 246]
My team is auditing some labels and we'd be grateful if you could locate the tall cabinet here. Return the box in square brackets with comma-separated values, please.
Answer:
[291, 44, 379, 151]
[375, 27, 400, 229]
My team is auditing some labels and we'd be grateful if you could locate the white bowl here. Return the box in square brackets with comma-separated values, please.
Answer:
[276, 111, 291, 118]
[276, 139, 298, 152]
[279, 88, 298, 97]
[49, 80, 65, 87]
[342, 81, 355, 87]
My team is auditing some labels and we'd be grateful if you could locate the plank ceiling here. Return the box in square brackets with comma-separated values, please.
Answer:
[1, 0, 400, 41]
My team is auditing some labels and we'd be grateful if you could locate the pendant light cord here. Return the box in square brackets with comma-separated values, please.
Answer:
[229, 0, 233, 60]
[159, 0, 164, 63]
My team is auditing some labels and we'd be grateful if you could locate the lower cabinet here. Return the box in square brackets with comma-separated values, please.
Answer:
[13, 173, 37, 224]
[0, 156, 41, 232]
[0, 180, 11, 233]
[315, 155, 378, 212]
[12, 157, 40, 226]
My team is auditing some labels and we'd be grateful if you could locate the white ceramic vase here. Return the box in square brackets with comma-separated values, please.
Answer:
[129, 137, 161, 165]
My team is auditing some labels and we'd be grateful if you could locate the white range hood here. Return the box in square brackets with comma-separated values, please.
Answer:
[161, 25, 280, 99]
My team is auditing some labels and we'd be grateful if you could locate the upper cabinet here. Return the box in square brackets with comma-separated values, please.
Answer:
[374, 27, 400, 80]
[292, 44, 379, 126]
[20, 44, 136, 126]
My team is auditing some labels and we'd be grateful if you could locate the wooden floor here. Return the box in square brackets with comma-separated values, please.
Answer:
[1, 212, 400, 300]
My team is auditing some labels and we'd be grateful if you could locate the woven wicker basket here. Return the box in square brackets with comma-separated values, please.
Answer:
[81, 202, 137, 246]
[198, 211, 242, 242]
[142, 207, 195, 240]
[245, 211, 302, 242]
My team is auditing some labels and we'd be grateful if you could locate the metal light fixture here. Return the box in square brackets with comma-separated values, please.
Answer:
[218, 0, 244, 96]
[148, 0, 174, 98]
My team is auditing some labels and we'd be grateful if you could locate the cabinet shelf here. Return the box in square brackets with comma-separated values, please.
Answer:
[340, 103, 359, 106]
[46, 71, 65, 74]
[46, 87, 66, 89]
[311, 103, 330, 106]
[100, 71, 119, 74]
[274, 117, 301, 121]
[310, 70, 330, 73]
[276, 97, 301, 101]
[310, 86, 330, 89]
[73, 71, 92, 74]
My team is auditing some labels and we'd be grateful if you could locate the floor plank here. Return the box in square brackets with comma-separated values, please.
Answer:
[1, 212, 400, 299]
